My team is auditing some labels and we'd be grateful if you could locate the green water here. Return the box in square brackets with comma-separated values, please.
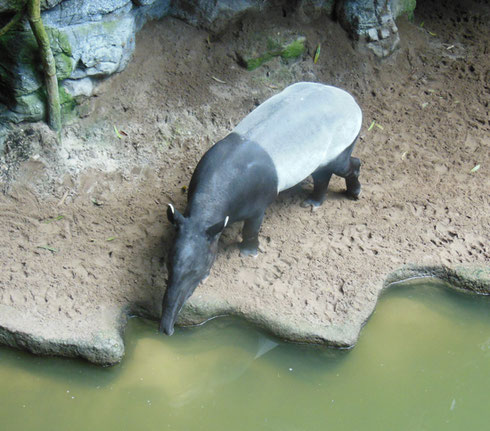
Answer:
[0, 283, 489, 431]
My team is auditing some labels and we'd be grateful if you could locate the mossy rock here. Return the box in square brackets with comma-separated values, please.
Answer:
[0, 29, 41, 97]
[281, 37, 306, 59]
[46, 27, 74, 81]
[0, 26, 73, 99]
[58, 85, 78, 121]
[9, 90, 45, 122]
[5, 83, 77, 124]
[237, 33, 307, 71]
[391, 0, 417, 20]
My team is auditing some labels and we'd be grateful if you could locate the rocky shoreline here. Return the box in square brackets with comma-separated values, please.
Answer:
[0, 265, 488, 365]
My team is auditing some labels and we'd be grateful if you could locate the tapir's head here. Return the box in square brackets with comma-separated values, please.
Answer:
[160, 204, 228, 335]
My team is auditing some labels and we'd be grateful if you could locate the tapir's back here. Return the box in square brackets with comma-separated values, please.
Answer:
[233, 82, 362, 192]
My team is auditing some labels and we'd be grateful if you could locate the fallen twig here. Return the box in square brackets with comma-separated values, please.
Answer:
[114, 125, 123, 139]
[313, 44, 321, 64]
[57, 189, 70, 206]
[44, 215, 64, 223]
[211, 76, 226, 84]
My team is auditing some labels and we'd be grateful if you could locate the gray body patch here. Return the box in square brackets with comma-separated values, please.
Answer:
[233, 82, 362, 192]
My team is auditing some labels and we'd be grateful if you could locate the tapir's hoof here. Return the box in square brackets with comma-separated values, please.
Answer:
[239, 243, 259, 257]
[301, 198, 323, 209]
[345, 186, 361, 200]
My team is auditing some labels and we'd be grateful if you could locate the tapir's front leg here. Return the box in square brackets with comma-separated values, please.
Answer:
[239, 211, 265, 257]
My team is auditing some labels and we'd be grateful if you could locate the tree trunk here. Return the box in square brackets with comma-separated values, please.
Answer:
[27, 0, 61, 132]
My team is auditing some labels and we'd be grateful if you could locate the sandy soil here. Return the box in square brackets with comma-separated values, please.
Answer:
[0, 0, 489, 364]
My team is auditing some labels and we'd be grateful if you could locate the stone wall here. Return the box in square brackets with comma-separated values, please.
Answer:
[0, 0, 172, 123]
[336, 0, 406, 58]
[0, 0, 416, 125]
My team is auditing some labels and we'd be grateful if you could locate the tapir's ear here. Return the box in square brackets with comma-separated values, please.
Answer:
[205, 216, 229, 239]
[167, 204, 185, 226]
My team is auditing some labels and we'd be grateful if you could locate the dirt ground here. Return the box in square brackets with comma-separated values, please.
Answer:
[0, 0, 489, 364]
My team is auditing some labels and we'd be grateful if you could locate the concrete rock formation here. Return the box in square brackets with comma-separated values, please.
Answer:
[336, 0, 404, 57]
[0, 0, 415, 124]
[0, 0, 171, 123]
[169, 0, 264, 33]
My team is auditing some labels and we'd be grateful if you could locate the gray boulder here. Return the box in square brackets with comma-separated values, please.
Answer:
[65, 16, 137, 79]
[337, 0, 401, 57]
[41, 0, 133, 27]
[170, 0, 264, 33]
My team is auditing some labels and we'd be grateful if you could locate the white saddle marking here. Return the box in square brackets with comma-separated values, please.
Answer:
[233, 83, 362, 192]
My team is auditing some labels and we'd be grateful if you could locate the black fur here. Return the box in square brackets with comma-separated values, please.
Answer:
[160, 133, 278, 335]
[186, 133, 278, 227]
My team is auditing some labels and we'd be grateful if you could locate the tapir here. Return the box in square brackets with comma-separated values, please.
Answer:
[160, 82, 362, 335]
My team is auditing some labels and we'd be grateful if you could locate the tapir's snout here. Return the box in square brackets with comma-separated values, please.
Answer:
[159, 290, 182, 336]
[161, 214, 223, 336]
[159, 318, 175, 336]
[159, 277, 198, 336]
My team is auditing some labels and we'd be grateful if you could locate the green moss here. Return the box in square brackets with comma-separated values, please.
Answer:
[246, 53, 274, 71]
[244, 36, 306, 71]
[46, 27, 73, 81]
[58, 85, 73, 106]
[281, 37, 306, 60]
[7, 83, 77, 124]
[58, 85, 76, 120]
[48, 27, 72, 57]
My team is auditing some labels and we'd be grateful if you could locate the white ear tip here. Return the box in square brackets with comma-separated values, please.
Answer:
[224, 216, 229, 228]
[168, 203, 174, 214]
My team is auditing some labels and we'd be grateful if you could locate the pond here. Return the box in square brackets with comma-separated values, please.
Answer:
[0, 282, 489, 431]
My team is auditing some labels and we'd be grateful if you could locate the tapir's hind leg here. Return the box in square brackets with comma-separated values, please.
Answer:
[341, 157, 361, 199]
[329, 139, 361, 199]
[239, 211, 265, 257]
[301, 168, 333, 208]
[301, 140, 361, 207]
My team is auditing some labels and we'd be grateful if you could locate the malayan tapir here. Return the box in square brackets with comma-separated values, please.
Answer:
[160, 82, 362, 335]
